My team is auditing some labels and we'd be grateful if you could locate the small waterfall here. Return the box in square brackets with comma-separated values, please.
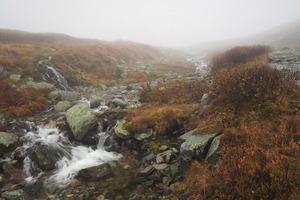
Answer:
[22, 123, 122, 188]
[37, 56, 71, 90]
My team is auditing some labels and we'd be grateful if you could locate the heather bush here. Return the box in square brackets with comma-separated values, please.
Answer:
[210, 45, 270, 73]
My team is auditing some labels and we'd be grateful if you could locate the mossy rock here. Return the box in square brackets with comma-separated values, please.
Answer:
[2, 189, 28, 200]
[0, 132, 19, 149]
[66, 103, 98, 140]
[54, 100, 71, 111]
[114, 121, 132, 139]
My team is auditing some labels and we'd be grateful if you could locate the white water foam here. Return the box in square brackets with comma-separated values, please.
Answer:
[23, 124, 122, 188]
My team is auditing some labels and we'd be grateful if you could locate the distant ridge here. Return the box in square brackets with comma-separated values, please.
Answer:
[0, 29, 76, 43]
[185, 18, 300, 55]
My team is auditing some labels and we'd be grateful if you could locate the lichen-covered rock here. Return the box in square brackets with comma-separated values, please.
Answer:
[134, 133, 151, 141]
[90, 96, 103, 108]
[10, 74, 21, 82]
[206, 135, 221, 162]
[27, 81, 54, 91]
[48, 90, 78, 101]
[66, 103, 98, 140]
[1, 189, 28, 200]
[111, 98, 127, 108]
[0, 132, 19, 156]
[180, 134, 215, 169]
[54, 100, 71, 111]
[114, 121, 132, 139]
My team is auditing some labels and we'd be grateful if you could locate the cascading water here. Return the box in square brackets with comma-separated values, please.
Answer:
[37, 56, 71, 90]
[22, 122, 122, 189]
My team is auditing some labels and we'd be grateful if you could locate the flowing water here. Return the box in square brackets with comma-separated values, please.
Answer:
[21, 122, 122, 190]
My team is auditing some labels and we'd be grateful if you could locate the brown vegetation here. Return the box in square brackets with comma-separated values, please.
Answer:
[183, 45, 300, 199]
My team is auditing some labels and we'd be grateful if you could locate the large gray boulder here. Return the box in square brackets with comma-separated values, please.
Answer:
[180, 134, 215, 169]
[0, 132, 19, 156]
[66, 103, 98, 140]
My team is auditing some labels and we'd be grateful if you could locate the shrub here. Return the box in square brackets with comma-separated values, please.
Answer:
[124, 104, 198, 135]
[212, 62, 296, 111]
[210, 45, 270, 73]
[140, 79, 208, 104]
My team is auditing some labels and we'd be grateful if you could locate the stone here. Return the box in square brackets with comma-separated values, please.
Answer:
[111, 98, 127, 108]
[139, 166, 155, 176]
[90, 96, 103, 108]
[152, 163, 169, 170]
[30, 144, 63, 171]
[1, 189, 28, 200]
[0, 132, 19, 156]
[26, 81, 54, 91]
[179, 129, 196, 141]
[48, 90, 78, 101]
[66, 103, 98, 140]
[156, 150, 173, 164]
[78, 163, 112, 181]
[198, 93, 211, 114]
[114, 121, 132, 139]
[10, 74, 21, 82]
[12, 147, 26, 162]
[158, 145, 168, 151]
[134, 133, 151, 141]
[180, 134, 216, 169]
[206, 135, 222, 162]
[54, 100, 71, 111]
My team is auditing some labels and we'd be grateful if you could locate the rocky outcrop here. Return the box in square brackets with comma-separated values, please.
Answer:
[66, 103, 98, 140]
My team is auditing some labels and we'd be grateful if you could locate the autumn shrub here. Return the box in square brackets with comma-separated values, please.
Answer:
[140, 79, 209, 104]
[124, 104, 198, 135]
[210, 45, 270, 73]
[212, 62, 297, 112]
[185, 116, 300, 200]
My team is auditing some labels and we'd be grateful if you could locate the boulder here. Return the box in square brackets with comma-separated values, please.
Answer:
[180, 134, 215, 169]
[206, 135, 222, 162]
[78, 163, 111, 181]
[48, 90, 78, 101]
[66, 103, 98, 140]
[111, 98, 127, 108]
[1, 189, 28, 200]
[54, 100, 71, 111]
[90, 96, 103, 108]
[0, 132, 19, 156]
[26, 81, 54, 91]
[114, 121, 132, 139]
[156, 150, 173, 164]
[134, 133, 151, 141]
[30, 145, 63, 171]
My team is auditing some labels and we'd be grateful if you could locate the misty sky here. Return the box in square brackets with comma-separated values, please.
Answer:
[0, 0, 300, 46]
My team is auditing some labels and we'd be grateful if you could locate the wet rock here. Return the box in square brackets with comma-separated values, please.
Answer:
[111, 98, 127, 108]
[114, 121, 132, 139]
[82, 132, 100, 145]
[66, 103, 98, 140]
[26, 81, 54, 91]
[30, 144, 62, 171]
[206, 135, 222, 162]
[2, 161, 25, 183]
[78, 163, 112, 181]
[90, 96, 103, 108]
[0, 132, 19, 156]
[10, 74, 21, 82]
[54, 100, 71, 111]
[1, 189, 28, 200]
[180, 134, 216, 169]
[11, 147, 26, 162]
[142, 154, 156, 164]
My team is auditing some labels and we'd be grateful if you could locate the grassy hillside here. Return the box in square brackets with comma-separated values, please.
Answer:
[0, 29, 190, 86]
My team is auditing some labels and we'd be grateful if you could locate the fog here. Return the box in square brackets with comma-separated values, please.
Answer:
[0, 0, 300, 46]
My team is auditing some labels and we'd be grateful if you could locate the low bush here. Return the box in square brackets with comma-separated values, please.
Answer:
[124, 104, 198, 135]
[210, 45, 270, 73]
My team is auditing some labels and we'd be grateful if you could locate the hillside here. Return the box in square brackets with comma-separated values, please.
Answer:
[185, 18, 300, 55]
[0, 29, 190, 86]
